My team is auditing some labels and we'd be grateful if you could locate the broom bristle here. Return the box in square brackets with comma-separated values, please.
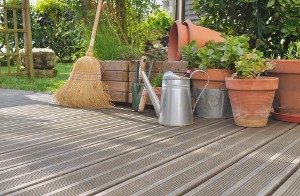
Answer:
[53, 56, 114, 109]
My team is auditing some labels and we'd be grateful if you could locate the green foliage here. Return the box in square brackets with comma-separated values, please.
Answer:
[147, 47, 168, 61]
[93, 22, 123, 60]
[235, 49, 275, 78]
[32, 0, 86, 62]
[103, 1, 171, 53]
[285, 40, 300, 59]
[117, 45, 142, 60]
[151, 72, 164, 87]
[141, 10, 173, 49]
[181, 40, 199, 68]
[193, 0, 300, 58]
[182, 34, 250, 71]
[93, 22, 141, 60]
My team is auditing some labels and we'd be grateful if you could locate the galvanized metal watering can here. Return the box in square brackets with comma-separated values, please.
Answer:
[141, 70, 209, 126]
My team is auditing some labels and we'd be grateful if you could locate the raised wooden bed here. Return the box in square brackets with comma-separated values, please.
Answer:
[101, 60, 188, 104]
[101, 61, 130, 103]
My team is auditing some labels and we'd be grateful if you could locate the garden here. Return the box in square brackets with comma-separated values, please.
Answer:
[2, 1, 300, 194]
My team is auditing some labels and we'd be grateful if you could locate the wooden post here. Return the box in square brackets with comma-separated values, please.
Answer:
[22, 0, 34, 79]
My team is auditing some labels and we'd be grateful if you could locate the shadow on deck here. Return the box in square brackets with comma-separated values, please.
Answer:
[0, 89, 299, 195]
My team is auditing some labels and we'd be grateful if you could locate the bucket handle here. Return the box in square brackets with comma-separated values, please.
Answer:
[190, 70, 210, 113]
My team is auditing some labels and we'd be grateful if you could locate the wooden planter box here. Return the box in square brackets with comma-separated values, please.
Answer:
[101, 61, 130, 103]
[101, 60, 188, 104]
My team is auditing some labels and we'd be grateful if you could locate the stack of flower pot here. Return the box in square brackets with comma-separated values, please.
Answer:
[168, 19, 225, 61]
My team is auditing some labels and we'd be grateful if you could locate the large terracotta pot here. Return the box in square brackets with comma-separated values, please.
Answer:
[167, 20, 189, 61]
[267, 60, 300, 118]
[191, 68, 233, 89]
[183, 20, 225, 49]
[225, 77, 279, 127]
[167, 20, 224, 61]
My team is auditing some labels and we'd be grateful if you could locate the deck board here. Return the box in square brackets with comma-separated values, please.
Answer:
[0, 89, 299, 195]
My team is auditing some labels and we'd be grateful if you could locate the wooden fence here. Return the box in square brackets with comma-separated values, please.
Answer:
[0, 0, 33, 78]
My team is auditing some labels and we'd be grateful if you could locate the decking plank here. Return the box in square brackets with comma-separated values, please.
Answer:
[0, 89, 299, 196]
[8, 119, 237, 195]
[98, 120, 296, 196]
[185, 123, 300, 196]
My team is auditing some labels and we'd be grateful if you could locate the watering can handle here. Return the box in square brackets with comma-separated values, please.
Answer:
[190, 70, 210, 113]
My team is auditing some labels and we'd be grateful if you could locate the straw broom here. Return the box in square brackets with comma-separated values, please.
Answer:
[53, 0, 113, 109]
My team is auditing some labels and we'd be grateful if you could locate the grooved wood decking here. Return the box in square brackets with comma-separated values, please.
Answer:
[0, 89, 300, 195]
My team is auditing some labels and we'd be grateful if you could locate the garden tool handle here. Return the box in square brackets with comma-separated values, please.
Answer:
[190, 70, 210, 113]
[137, 56, 148, 112]
[138, 58, 154, 112]
[138, 56, 147, 80]
[86, 0, 103, 57]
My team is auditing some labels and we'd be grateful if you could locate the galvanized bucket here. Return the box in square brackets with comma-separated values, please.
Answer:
[193, 88, 233, 118]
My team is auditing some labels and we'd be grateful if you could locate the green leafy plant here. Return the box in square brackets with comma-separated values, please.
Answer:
[284, 40, 300, 59]
[235, 49, 275, 79]
[182, 34, 250, 70]
[181, 40, 199, 68]
[151, 72, 164, 87]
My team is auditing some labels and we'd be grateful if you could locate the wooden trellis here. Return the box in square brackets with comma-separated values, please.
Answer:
[0, 0, 33, 79]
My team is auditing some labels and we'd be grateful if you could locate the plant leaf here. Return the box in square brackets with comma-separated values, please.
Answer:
[267, 0, 275, 7]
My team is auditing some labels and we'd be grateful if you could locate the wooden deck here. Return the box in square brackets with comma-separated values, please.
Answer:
[1, 89, 300, 195]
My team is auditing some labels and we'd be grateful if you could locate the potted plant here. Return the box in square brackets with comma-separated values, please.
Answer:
[151, 72, 164, 100]
[267, 40, 300, 122]
[226, 49, 278, 127]
[181, 34, 249, 118]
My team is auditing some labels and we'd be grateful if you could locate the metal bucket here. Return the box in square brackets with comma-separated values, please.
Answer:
[193, 88, 233, 118]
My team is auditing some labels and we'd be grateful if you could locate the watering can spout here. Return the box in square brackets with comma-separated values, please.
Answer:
[141, 71, 161, 117]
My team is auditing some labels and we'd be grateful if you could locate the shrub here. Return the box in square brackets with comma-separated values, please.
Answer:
[32, 0, 86, 62]
[193, 0, 300, 58]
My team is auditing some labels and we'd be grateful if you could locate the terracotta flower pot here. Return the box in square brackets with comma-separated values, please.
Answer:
[267, 60, 300, 120]
[167, 20, 189, 61]
[183, 19, 225, 48]
[191, 68, 233, 89]
[153, 87, 162, 100]
[225, 77, 278, 127]
[167, 20, 224, 61]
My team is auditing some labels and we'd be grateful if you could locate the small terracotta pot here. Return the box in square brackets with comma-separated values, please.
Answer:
[183, 19, 225, 48]
[191, 68, 233, 89]
[267, 60, 300, 116]
[153, 87, 162, 100]
[167, 20, 189, 61]
[225, 77, 278, 127]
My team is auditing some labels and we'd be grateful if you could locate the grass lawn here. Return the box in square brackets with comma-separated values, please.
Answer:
[0, 63, 73, 93]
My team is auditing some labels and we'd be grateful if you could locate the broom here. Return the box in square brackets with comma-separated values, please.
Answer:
[53, 0, 113, 109]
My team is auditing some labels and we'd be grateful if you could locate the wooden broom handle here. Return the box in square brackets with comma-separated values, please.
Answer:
[86, 0, 103, 57]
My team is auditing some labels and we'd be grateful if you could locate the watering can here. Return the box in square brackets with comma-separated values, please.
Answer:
[141, 70, 209, 126]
